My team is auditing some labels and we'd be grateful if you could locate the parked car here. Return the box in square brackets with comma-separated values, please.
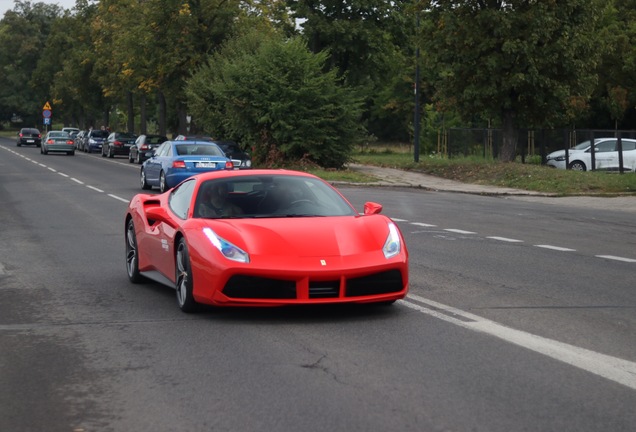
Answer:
[103, 132, 138, 158]
[213, 140, 252, 169]
[129, 134, 168, 164]
[74, 130, 88, 150]
[546, 138, 636, 171]
[140, 140, 233, 193]
[82, 129, 109, 153]
[16, 128, 42, 147]
[62, 127, 80, 135]
[41, 131, 75, 155]
[174, 135, 213, 142]
[125, 169, 409, 312]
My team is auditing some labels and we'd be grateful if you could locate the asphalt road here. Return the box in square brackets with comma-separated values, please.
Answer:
[1, 138, 635, 432]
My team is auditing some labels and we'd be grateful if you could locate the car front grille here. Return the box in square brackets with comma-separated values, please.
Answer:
[222, 270, 403, 301]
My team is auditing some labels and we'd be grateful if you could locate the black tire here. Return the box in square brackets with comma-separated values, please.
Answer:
[125, 219, 143, 283]
[17, 142, 21, 147]
[569, 161, 586, 171]
[175, 238, 198, 313]
[140, 168, 152, 190]
[159, 171, 168, 193]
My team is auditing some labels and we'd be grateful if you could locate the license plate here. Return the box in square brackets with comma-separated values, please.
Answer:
[196, 162, 216, 168]
[27, 139, 34, 143]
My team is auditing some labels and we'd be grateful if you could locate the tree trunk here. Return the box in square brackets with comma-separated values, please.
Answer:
[158, 90, 167, 137]
[127, 91, 134, 133]
[499, 109, 517, 162]
[139, 93, 147, 135]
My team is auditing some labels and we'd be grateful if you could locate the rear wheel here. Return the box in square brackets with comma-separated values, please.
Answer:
[140, 168, 152, 190]
[125, 219, 143, 283]
[569, 161, 586, 171]
[159, 171, 168, 193]
[176, 238, 198, 313]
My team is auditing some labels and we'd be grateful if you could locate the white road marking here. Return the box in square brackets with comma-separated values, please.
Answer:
[58, 172, 69, 178]
[391, 218, 409, 222]
[444, 229, 476, 234]
[403, 294, 636, 390]
[411, 222, 437, 227]
[487, 236, 523, 243]
[86, 186, 104, 193]
[108, 194, 129, 203]
[535, 245, 576, 252]
[71, 178, 84, 184]
[596, 255, 636, 263]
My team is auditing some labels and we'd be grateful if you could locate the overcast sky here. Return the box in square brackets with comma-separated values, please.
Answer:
[1, 0, 78, 17]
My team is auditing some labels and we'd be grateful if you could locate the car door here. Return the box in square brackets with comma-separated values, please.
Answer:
[144, 142, 169, 183]
[620, 140, 636, 171]
[591, 139, 617, 170]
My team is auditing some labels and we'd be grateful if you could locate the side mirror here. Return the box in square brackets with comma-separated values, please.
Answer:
[363, 202, 383, 215]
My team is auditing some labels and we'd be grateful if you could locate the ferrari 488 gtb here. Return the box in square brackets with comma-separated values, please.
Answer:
[125, 169, 409, 312]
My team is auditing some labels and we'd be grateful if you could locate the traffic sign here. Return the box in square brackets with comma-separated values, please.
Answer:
[43, 101, 52, 110]
[43, 117, 51, 125]
[43, 110, 52, 118]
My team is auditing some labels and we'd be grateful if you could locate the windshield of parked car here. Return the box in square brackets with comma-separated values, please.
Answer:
[176, 144, 224, 156]
[193, 175, 357, 219]
[91, 131, 109, 138]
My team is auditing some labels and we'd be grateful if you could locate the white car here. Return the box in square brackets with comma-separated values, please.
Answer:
[546, 138, 636, 171]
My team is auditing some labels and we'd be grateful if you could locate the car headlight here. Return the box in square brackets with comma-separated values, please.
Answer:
[382, 222, 401, 259]
[203, 227, 250, 263]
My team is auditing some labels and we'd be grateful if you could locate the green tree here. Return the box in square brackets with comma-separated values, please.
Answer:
[422, 0, 603, 161]
[186, 30, 365, 168]
[0, 1, 64, 126]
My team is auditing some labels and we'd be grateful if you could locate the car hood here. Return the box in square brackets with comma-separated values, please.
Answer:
[189, 215, 394, 258]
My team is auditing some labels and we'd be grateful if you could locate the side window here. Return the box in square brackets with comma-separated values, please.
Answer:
[619, 141, 636, 151]
[169, 179, 196, 219]
[156, 142, 168, 156]
[595, 140, 616, 153]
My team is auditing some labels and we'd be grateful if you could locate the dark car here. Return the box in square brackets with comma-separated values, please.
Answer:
[82, 129, 109, 153]
[103, 131, 138, 158]
[129, 134, 168, 164]
[213, 140, 252, 169]
[17, 128, 42, 147]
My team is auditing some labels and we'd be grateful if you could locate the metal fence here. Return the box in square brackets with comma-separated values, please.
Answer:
[440, 128, 636, 168]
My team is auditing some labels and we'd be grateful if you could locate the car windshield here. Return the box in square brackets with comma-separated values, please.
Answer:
[193, 175, 357, 219]
[176, 144, 224, 156]
[91, 131, 109, 138]
[50, 132, 70, 138]
[117, 133, 137, 139]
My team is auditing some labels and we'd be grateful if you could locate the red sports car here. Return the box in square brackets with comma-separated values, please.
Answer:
[125, 169, 409, 312]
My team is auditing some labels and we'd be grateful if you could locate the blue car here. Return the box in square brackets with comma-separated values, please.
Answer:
[140, 140, 233, 192]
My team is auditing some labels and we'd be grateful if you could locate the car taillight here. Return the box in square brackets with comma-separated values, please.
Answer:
[225, 161, 233, 170]
[172, 160, 186, 168]
[66, 140, 74, 145]
[141, 144, 149, 150]
[19, 133, 24, 137]
[47, 139, 54, 144]
[114, 140, 123, 146]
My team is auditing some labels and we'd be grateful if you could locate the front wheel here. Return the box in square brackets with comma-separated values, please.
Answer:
[569, 161, 586, 171]
[125, 219, 143, 283]
[176, 238, 198, 313]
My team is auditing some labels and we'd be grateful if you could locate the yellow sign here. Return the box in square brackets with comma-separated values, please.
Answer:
[43, 101, 52, 110]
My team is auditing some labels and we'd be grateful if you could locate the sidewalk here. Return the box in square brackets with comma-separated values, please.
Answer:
[345, 163, 636, 212]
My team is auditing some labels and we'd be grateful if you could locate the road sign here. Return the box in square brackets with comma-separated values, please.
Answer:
[43, 101, 52, 110]
[43, 117, 51, 125]
[43, 110, 52, 118]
